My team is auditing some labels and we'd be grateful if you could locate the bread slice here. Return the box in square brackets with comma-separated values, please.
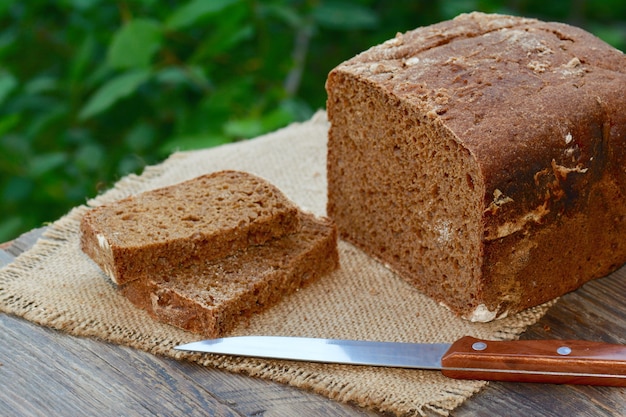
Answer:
[120, 213, 338, 337]
[326, 12, 626, 321]
[80, 170, 300, 285]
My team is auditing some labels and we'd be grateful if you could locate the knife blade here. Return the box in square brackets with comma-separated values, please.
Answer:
[175, 335, 626, 386]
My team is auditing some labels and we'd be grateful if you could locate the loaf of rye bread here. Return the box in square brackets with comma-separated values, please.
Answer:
[120, 212, 338, 337]
[326, 12, 626, 321]
[80, 170, 301, 285]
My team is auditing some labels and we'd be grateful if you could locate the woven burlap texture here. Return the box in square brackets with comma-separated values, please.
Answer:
[0, 111, 552, 416]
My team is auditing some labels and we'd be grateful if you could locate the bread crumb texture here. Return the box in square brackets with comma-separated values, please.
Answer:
[326, 12, 626, 321]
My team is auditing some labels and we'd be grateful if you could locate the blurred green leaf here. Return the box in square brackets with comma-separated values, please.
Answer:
[25, 105, 68, 140]
[74, 143, 105, 172]
[155, 67, 190, 85]
[62, 0, 102, 10]
[0, 70, 17, 105]
[155, 66, 212, 91]
[259, 106, 297, 132]
[189, 3, 252, 62]
[0, 29, 16, 60]
[312, 1, 379, 30]
[0, 0, 16, 18]
[0, 113, 20, 136]
[83, 60, 114, 90]
[79, 69, 151, 120]
[165, 0, 241, 31]
[191, 25, 254, 62]
[117, 154, 146, 175]
[2, 177, 34, 203]
[259, 3, 304, 28]
[107, 19, 162, 69]
[160, 133, 231, 154]
[28, 152, 68, 177]
[69, 34, 97, 85]
[223, 117, 263, 139]
[125, 122, 156, 152]
[0, 133, 29, 169]
[24, 76, 57, 95]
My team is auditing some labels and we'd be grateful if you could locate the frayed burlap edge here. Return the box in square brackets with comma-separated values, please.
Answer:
[0, 111, 555, 417]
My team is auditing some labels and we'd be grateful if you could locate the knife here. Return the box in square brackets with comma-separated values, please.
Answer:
[175, 335, 626, 386]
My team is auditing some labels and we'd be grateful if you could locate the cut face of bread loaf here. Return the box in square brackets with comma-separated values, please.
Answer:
[81, 170, 300, 285]
[326, 12, 626, 321]
[120, 213, 339, 337]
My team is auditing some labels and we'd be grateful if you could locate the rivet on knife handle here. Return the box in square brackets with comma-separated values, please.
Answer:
[440, 336, 626, 386]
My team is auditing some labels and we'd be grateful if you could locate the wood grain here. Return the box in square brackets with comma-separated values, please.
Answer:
[1, 229, 625, 416]
[0, 313, 381, 416]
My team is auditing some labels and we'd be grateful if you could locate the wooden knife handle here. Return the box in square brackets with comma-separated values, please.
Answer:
[440, 336, 626, 386]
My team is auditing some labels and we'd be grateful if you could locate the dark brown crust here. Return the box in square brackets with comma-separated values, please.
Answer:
[80, 170, 300, 285]
[120, 213, 339, 337]
[326, 12, 626, 320]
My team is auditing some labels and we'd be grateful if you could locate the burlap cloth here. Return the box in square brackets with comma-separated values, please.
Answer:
[0, 111, 553, 416]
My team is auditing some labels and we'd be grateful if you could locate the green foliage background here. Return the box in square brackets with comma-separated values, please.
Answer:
[1, 0, 625, 242]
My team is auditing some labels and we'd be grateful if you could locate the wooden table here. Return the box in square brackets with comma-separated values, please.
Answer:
[1, 229, 625, 416]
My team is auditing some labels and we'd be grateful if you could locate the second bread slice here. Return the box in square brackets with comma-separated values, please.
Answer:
[120, 213, 339, 338]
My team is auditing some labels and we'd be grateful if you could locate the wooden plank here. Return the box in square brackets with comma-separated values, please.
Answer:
[0, 250, 12, 268]
[2, 229, 626, 416]
[0, 313, 380, 416]
[0, 314, 232, 416]
[4, 228, 44, 258]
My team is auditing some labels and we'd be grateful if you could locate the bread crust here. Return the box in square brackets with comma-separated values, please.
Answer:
[326, 12, 626, 320]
